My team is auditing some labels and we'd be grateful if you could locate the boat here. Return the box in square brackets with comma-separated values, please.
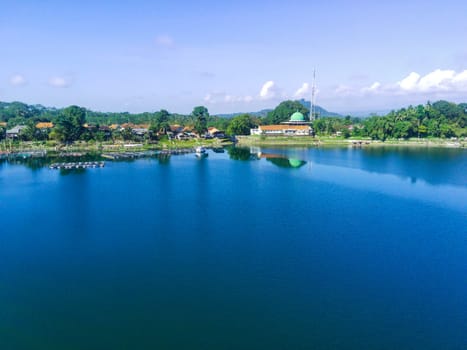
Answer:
[195, 146, 208, 157]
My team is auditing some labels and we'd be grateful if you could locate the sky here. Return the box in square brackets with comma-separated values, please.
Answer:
[1, 0, 467, 115]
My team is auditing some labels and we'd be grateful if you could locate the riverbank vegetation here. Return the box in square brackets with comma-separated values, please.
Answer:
[1, 100, 466, 149]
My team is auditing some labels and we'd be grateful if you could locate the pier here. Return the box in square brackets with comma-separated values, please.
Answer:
[101, 151, 159, 160]
[158, 148, 195, 156]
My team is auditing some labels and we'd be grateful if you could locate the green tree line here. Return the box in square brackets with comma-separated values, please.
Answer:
[1, 100, 466, 142]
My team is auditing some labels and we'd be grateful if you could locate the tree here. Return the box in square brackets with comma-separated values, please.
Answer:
[54, 105, 86, 143]
[393, 121, 413, 139]
[418, 124, 428, 138]
[264, 100, 309, 125]
[192, 106, 209, 135]
[20, 120, 38, 141]
[227, 114, 256, 135]
[150, 109, 171, 135]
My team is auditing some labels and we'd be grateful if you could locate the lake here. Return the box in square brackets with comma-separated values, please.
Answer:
[1, 147, 466, 350]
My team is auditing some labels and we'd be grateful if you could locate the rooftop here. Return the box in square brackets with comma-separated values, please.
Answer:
[290, 111, 305, 122]
[259, 125, 310, 131]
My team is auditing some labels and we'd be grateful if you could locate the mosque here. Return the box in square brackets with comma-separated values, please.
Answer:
[250, 111, 313, 136]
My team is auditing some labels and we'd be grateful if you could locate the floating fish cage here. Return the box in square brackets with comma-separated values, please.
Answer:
[49, 161, 105, 170]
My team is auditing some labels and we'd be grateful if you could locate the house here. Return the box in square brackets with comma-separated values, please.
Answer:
[207, 127, 226, 138]
[120, 123, 136, 130]
[98, 126, 112, 138]
[175, 133, 190, 140]
[36, 122, 54, 130]
[83, 123, 98, 131]
[6, 125, 28, 139]
[132, 127, 149, 136]
[131, 125, 149, 136]
[119, 123, 149, 136]
[169, 125, 184, 134]
[168, 125, 197, 140]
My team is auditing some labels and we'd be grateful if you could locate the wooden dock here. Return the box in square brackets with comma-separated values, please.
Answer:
[101, 151, 156, 160]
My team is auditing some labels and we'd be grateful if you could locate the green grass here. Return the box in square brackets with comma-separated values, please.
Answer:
[236, 135, 466, 148]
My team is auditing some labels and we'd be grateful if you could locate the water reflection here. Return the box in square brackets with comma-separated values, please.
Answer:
[227, 147, 307, 169]
[258, 146, 467, 187]
[0, 152, 174, 173]
[261, 154, 307, 169]
[227, 147, 259, 161]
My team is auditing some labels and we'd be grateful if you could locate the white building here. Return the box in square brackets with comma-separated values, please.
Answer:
[250, 111, 313, 136]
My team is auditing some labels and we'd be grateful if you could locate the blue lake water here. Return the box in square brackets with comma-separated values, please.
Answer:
[1, 147, 466, 349]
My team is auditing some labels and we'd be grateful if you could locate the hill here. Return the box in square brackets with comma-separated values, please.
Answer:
[218, 101, 341, 119]
[217, 109, 272, 119]
[296, 99, 342, 117]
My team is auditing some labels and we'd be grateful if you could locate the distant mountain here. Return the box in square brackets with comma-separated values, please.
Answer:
[217, 101, 342, 119]
[296, 99, 342, 117]
[217, 109, 272, 118]
[357, 111, 392, 118]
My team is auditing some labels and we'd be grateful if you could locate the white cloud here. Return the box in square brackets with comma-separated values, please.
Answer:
[259, 80, 277, 99]
[398, 72, 420, 91]
[10, 74, 27, 86]
[48, 76, 72, 88]
[204, 92, 254, 104]
[204, 93, 213, 102]
[453, 70, 467, 84]
[155, 35, 174, 47]
[334, 84, 353, 95]
[204, 80, 287, 106]
[338, 69, 467, 98]
[396, 69, 467, 93]
[361, 81, 381, 94]
[418, 69, 455, 91]
[369, 82, 381, 90]
[294, 82, 310, 98]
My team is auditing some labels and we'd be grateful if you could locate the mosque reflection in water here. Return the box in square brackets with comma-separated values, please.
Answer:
[227, 147, 307, 169]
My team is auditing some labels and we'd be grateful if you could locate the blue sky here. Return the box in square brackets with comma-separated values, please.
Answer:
[1, 0, 466, 114]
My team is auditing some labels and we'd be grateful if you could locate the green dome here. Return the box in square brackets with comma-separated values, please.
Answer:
[288, 159, 306, 168]
[290, 111, 305, 122]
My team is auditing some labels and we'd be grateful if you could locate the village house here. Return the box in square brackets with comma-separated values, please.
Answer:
[6, 125, 28, 139]
[36, 122, 54, 130]
[97, 125, 112, 138]
[168, 125, 197, 140]
[120, 123, 149, 136]
[207, 127, 226, 139]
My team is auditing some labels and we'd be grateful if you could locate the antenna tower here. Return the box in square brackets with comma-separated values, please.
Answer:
[311, 69, 316, 121]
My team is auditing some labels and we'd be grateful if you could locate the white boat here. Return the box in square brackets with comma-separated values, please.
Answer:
[195, 146, 208, 157]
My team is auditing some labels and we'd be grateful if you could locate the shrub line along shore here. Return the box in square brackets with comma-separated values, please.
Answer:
[235, 136, 466, 148]
[1, 136, 465, 155]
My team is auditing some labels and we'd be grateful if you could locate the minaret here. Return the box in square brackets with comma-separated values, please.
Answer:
[311, 69, 316, 121]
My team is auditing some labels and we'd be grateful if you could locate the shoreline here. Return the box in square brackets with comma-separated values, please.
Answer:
[1, 136, 466, 155]
[236, 136, 467, 149]
[0, 138, 232, 154]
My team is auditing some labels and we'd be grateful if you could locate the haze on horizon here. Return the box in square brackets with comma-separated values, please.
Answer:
[1, 0, 466, 115]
